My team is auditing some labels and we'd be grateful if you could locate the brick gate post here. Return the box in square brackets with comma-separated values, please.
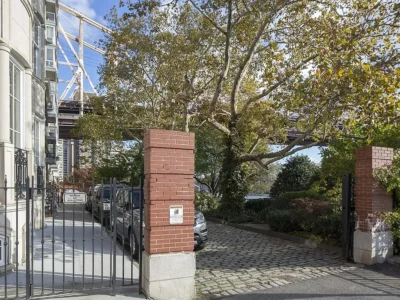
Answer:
[354, 146, 394, 265]
[143, 129, 196, 300]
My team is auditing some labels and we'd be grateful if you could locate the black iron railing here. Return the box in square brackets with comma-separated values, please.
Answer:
[15, 148, 28, 199]
[37, 166, 44, 194]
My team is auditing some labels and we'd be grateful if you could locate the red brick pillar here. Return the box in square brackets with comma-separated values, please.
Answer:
[142, 129, 196, 300]
[354, 146, 393, 265]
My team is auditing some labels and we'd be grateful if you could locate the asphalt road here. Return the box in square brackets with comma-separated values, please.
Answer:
[223, 263, 400, 300]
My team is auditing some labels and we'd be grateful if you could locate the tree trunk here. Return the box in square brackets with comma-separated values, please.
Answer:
[219, 119, 248, 220]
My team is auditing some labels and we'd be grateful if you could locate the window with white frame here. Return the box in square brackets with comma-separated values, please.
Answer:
[46, 25, 55, 44]
[9, 61, 22, 148]
[46, 48, 55, 68]
[34, 120, 40, 166]
[46, 12, 55, 22]
[33, 21, 41, 78]
[48, 94, 55, 109]
[0, 236, 5, 267]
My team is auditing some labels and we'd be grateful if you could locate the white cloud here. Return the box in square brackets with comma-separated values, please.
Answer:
[59, 0, 102, 40]
[61, 0, 96, 19]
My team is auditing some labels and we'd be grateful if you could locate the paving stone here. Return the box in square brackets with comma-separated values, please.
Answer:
[195, 222, 354, 298]
[227, 290, 238, 295]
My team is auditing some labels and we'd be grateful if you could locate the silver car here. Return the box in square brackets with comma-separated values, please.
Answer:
[115, 188, 208, 258]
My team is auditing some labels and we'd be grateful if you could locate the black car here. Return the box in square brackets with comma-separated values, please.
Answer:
[86, 184, 101, 213]
[115, 187, 208, 259]
[92, 184, 128, 227]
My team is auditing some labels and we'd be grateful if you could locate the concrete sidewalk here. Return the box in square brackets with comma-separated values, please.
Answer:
[0, 203, 140, 299]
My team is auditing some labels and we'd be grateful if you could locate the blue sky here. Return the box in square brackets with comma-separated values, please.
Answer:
[57, 0, 323, 163]
[58, 0, 118, 98]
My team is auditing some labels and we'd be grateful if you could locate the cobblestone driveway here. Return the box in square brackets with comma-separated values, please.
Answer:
[196, 222, 356, 299]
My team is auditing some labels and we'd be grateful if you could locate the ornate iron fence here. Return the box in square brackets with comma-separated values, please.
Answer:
[14, 148, 28, 200]
[37, 166, 44, 194]
[0, 177, 142, 299]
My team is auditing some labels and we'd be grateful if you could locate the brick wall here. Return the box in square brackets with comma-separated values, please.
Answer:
[144, 129, 195, 254]
[355, 147, 393, 232]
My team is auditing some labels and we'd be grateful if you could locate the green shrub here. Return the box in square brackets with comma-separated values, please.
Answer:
[270, 155, 320, 197]
[229, 210, 258, 223]
[204, 208, 223, 219]
[380, 209, 400, 255]
[268, 210, 299, 233]
[311, 213, 342, 238]
[244, 199, 271, 212]
[195, 192, 218, 212]
[269, 190, 325, 210]
[290, 198, 333, 230]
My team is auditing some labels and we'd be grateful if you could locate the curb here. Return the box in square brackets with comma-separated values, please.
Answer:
[207, 217, 341, 254]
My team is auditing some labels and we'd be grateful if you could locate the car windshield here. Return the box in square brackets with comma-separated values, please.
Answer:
[102, 189, 111, 199]
[130, 191, 141, 208]
[101, 186, 127, 200]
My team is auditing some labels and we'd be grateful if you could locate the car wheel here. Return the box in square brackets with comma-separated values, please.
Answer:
[130, 230, 139, 260]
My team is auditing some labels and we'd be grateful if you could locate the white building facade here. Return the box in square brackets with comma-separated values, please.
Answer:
[0, 0, 58, 268]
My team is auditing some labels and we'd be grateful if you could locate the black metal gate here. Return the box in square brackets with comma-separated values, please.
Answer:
[342, 173, 355, 261]
[0, 175, 144, 299]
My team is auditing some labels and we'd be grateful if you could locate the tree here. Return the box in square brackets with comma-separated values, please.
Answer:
[195, 125, 224, 196]
[248, 164, 282, 194]
[270, 155, 319, 197]
[94, 144, 144, 186]
[313, 124, 400, 202]
[78, 0, 400, 217]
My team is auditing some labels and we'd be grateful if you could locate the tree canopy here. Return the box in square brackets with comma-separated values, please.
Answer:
[77, 0, 400, 217]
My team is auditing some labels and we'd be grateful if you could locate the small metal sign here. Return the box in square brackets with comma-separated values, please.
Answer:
[64, 192, 87, 204]
[169, 205, 183, 224]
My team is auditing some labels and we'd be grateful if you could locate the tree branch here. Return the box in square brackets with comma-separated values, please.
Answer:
[194, 176, 213, 193]
[188, 0, 227, 35]
[207, 118, 231, 135]
[240, 133, 308, 163]
[249, 138, 261, 154]
[209, 0, 232, 115]
[241, 53, 319, 114]
[263, 141, 321, 166]
[231, 15, 271, 116]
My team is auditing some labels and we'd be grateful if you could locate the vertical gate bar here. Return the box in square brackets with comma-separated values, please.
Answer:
[106, 179, 113, 287]
[62, 181, 66, 293]
[122, 188, 125, 286]
[31, 176, 35, 297]
[52, 182, 55, 294]
[112, 179, 117, 295]
[72, 182, 76, 291]
[139, 177, 144, 294]
[41, 183, 45, 295]
[4, 177, 8, 299]
[91, 181, 95, 290]
[16, 179, 20, 298]
[100, 183, 104, 288]
[350, 174, 355, 261]
[130, 182, 133, 285]
[26, 177, 31, 299]
[341, 174, 347, 259]
[82, 183, 85, 290]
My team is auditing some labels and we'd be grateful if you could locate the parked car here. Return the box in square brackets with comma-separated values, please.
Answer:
[86, 184, 101, 212]
[93, 184, 128, 227]
[115, 188, 208, 259]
